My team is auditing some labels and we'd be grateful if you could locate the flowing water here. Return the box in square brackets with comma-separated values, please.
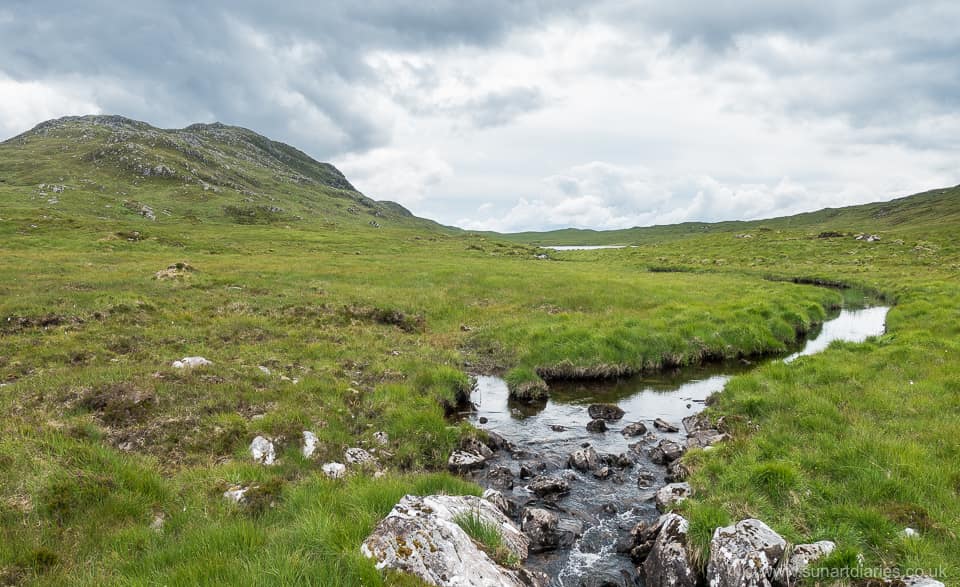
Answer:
[464, 305, 890, 586]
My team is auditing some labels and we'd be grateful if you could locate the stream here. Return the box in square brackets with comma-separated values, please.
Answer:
[464, 305, 890, 586]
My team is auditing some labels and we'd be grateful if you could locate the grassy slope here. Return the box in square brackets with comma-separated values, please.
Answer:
[495, 185, 960, 246]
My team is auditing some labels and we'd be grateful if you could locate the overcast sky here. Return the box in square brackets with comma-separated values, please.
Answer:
[2, 1, 957, 231]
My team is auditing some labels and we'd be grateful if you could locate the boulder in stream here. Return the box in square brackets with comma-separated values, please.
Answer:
[642, 513, 700, 587]
[654, 418, 679, 432]
[649, 440, 684, 464]
[448, 450, 487, 473]
[520, 507, 582, 553]
[586, 418, 608, 433]
[528, 475, 571, 498]
[568, 446, 600, 472]
[588, 404, 625, 420]
[621, 422, 648, 437]
[362, 494, 535, 587]
[484, 466, 515, 490]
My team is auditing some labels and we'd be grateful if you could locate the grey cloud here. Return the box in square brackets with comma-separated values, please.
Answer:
[0, 0, 578, 153]
[463, 87, 544, 128]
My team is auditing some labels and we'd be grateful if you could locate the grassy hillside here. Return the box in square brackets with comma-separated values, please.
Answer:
[0, 115, 447, 231]
[1, 116, 958, 585]
[496, 185, 960, 246]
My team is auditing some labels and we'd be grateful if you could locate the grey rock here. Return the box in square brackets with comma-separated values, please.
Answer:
[776, 541, 835, 585]
[621, 422, 648, 437]
[654, 418, 680, 432]
[345, 447, 376, 466]
[485, 466, 515, 490]
[655, 482, 692, 512]
[521, 508, 582, 553]
[588, 404, 625, 420]
[649, 440, 684, 464]
[249, 436, 276, 465]
[528, 475, 570, 498]
[587, 418, 608, 433]
[322, 462, 346, 479]
[568, 446, 600, 472]
[362, 494, 531, 587]
[448, 450, 486, 473]
[707, 518, 787, 587]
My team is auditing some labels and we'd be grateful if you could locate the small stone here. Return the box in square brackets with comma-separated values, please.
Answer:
[258, 365, 271, 375]
[223, 486, 250, 503]
[172, 356, 212, 369]
[250, 436, 276, 465]
[302, 431, 318, 458]
[345, 447, 376, 466]
[322, 462, 346, 479]
[150, 513, 165, 532]
[373, 431, 389, 445]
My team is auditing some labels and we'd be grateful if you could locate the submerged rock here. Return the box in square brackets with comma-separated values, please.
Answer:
[707, 518, 787, 587]
[362, 494, 533, 587]
[655, 482, 691, 512]
[588, 404, 625, 420]
[643, 513, 700, 587]
[586, 418, 608, 433]
[249, 436, 276, 465]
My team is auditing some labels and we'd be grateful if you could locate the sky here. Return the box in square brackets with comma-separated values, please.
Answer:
[1, 1, 958, 232]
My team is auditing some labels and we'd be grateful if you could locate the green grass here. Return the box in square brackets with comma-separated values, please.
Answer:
[453, 510, 519, 567]
[1, 116, 958, 585]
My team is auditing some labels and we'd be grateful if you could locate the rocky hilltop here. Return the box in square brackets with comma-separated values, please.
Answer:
[0, 115, 439, 229]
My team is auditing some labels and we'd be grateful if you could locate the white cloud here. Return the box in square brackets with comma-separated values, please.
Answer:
[0, 75, 101, 139]
[334, 147, 454, 207]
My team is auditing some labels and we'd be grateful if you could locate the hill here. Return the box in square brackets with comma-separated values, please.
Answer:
[0, 115, 447, 231]
[495, 185, 960, 245]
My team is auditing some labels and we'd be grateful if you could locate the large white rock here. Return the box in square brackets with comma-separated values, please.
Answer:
[250, 436, 276, 465]
[172, 356, 212, 369]
[655, 482, 692, 512]
[707, 519, 787, 587]
[302, 431, 318, 458]
[643, 513, 700, 587]
[362, 494, 532, 587]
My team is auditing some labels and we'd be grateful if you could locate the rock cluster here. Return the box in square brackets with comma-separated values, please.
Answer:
[361, 494, 544, 587]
